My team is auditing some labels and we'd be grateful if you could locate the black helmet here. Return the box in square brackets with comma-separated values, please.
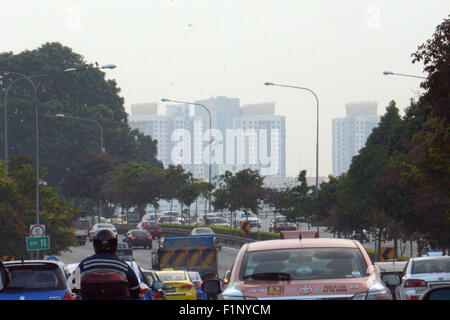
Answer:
[93, 229, 118, 254]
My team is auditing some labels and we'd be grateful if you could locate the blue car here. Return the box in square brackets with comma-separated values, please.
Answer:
[187, 271, 207, 300]
[0, 260, 74, 300]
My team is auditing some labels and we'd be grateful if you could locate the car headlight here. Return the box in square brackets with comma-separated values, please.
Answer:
[353, 283, 392, 300]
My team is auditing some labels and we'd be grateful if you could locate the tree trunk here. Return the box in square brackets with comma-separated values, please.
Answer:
[377, 231, 382, 262]
[170, 199, 173, 212]
[195, 199, 198, 227]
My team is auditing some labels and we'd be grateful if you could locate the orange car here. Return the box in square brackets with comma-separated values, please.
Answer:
[218, 238, 392, 300]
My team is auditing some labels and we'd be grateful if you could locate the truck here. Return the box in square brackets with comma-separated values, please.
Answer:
[152, 235, 218, 280]
[74, 218, 91, 245]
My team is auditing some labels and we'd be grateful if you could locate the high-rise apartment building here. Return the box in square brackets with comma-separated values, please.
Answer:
[129, 98, 287, 180]
[332, 101, 381, 176]
[232, 103, 286, 177]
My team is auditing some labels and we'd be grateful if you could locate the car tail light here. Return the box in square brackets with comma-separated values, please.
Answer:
[197, 281, 202, 288]
[130, 236, 135, 240]
[180, 284, 193, 290]
[154, 291, 164, 300]
[148, 236, 152, 240]
[139, 286, 148, 299]
[63, 290, 75, 300]
[405, 279, 426, 287]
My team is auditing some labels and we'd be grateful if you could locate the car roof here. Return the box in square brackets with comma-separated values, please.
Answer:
[245, 238, 359, 251]
[411, 256, 450, 261]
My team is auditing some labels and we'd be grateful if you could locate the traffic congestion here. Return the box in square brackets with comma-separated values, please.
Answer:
[0, 2, 448, 310]
[1, 210, 449, 300]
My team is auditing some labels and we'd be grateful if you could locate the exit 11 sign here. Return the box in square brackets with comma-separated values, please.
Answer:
[26, 236, 50, 251]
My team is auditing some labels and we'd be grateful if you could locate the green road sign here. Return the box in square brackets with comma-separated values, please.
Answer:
[26, 236, 50, 251]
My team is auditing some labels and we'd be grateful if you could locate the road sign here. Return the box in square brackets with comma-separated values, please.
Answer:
[26, 236, 50, 251]
[381, 247, 394, 262]
[46, 256, 59, 261]
[30, 224, 45, 237]
[240, 221, 251, 234]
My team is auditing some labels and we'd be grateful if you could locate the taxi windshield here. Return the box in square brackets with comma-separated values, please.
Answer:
[239, 247, 369, 281]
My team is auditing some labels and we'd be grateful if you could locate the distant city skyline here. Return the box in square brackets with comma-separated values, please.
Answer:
[2, 1, 448, 176]
[129, 98, 287, 180]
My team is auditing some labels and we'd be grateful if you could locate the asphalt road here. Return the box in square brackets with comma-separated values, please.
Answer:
[53, 235, 239, 279]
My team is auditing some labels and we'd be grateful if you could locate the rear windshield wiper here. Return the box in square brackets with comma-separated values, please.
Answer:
[243, 272, 291, 281]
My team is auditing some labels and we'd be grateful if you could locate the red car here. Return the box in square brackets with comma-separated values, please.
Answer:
[141, 221, 161, 239]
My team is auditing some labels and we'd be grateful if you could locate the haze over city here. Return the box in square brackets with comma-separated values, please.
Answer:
[1, 0, 449, 176]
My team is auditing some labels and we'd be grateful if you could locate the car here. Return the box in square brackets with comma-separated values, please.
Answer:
[88, 223, 118, 241]
[141, 212, 161, 224]
[0, 260, 75, 300]
[190, 227, 215, 236]
[155, 269, 197, 300]
[206, 217, 231, 227]
[117, 242, 134, 261]
[124, 229, 153, 249]
[140, 221, 161, 239]
[233, 213, 261, 228]
[126, 261, 164, 300]
[187, 271, 207, 300]
[142, 269, 167, 300]
[214, 238, 392, 300]
[163, 211, 185, 223]
[202, 213, 218, 224]
[422, 249, 447, 257]
[420, 285, 450, 300]
[269, 215, 297, 233]
[376, 261, 408, 299]
[158, 216, 182, 225]
[395, 256, 450, 300]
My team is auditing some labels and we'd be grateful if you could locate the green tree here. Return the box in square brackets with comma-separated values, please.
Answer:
[103, 162, 165, 220]
[0, 157, 78, 257]
[213, 169, 265, 227]
[0, 42, 160, 189]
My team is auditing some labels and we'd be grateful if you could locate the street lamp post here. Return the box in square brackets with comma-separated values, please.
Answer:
[382, 71, 427, 79]
[55, 114, 104, 153]
[264, 82, 320, 191]
[265, 82, 320, 232]
[161, 98, 213, 213]
[55, 113, 105, 223]
[1, 64, 115, 173]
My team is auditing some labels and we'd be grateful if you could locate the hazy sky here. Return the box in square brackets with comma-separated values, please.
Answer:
[1, 1, 449, 177]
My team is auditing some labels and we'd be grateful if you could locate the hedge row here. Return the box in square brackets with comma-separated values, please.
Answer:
[159, 223, 280, 241]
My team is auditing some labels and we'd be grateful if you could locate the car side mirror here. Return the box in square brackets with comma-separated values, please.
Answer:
[151, 280, 164, 291]
[381, 274, 401, 286]
[0, 261, 10, 292]
[202, 280, 221, 295]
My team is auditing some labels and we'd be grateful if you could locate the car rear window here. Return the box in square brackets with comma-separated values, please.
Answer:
[157, 272, 186, 281]
[132, 230, 149, 236]
[239, 247, 369, 281]
[6, 264, 67, 291]
[411, 258, 450, 274]
[188, 272, 200, 281]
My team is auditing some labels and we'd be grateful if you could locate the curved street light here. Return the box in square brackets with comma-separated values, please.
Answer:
[0, 64, 116, 255]
[161, 98, 213, 213]
[382, 71, 426, 79]
[264, 82, 320, 192]
[55, 114, 105, 153]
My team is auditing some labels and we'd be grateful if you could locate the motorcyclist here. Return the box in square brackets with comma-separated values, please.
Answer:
[72, 229, 140, 299]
